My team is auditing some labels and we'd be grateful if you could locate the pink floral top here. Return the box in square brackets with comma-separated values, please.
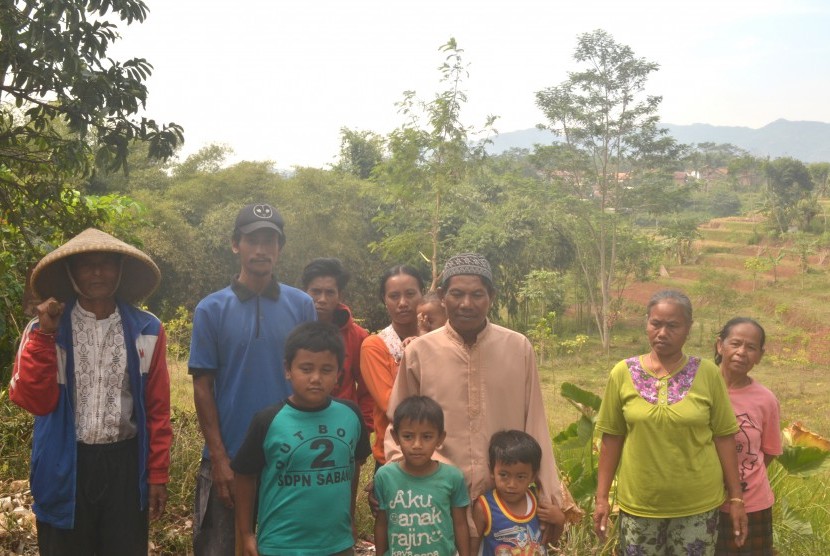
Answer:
[626, 355, 699, 405]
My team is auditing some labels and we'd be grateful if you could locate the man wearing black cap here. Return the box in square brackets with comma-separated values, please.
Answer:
[189, 204, 317, 555]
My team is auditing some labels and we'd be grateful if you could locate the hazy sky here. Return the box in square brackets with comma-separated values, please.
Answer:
[110, 0, 830, 168]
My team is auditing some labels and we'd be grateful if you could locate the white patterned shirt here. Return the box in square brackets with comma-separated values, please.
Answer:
[71, 303, 136, 444]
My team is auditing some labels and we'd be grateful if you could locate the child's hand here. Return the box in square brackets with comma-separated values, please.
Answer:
[537, 498, 566, 546]
[364, 480, 379, 516]
[240, 533, 259, 556]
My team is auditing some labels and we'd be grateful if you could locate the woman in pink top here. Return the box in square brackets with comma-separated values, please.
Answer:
[715, 317, 782, 556]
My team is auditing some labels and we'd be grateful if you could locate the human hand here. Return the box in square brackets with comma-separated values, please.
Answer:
[729, 501, 748, 547]
[364, 480, 379, 516]
[593, 498, 611, 541]
[211, 456, 235, 509]
[537, 498, 565, 546]
[240, 533, 259, 556]
[416, 312, 431, 334]
[149, 484, 168, 520]
[36, 298, 64, 334]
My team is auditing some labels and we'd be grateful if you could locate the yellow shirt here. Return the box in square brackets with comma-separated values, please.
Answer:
[595, 356, 738, 518]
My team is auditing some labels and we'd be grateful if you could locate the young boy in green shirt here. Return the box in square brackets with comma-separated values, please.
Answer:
[232, 322, 371, 556]
[373, 395, 470, 556]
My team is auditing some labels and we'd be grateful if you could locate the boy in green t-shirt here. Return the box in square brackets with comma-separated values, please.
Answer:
[374, 396, 470, 556]
[232, 322, 371, 556]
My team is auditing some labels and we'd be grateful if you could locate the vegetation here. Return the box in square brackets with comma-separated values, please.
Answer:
[535, 29, 684, 351]
[2, 22, 830, 555]
[0, 0, 182, 382]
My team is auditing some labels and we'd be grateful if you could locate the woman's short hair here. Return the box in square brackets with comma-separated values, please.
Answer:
[646, 289, 693, 323]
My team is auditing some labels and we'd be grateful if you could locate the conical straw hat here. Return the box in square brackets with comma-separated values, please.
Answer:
[30, 228, 160, 303]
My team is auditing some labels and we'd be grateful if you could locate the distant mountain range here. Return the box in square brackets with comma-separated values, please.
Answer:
[486, 119, 830, 163]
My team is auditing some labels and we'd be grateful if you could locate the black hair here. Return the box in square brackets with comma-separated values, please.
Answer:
[231, 227, 285, 248]
[301, 257, 350, 291]
[714, 317, 766, 365]
[284, 322, 345, 370]
[392, 396, 444, 433]
[417, 291, 442, 307]
[646, 289, 693, 324]
[379, 264, 425, 301]
[488, 430, 542, 473]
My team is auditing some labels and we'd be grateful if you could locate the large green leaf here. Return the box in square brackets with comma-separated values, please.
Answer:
[561, 382, 602, 413]
[777, 445, 830, 477]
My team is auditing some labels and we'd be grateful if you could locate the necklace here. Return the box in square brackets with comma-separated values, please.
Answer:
[648, 352, 685, 379]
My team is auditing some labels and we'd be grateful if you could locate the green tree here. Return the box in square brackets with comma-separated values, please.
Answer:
[683, 142, 746, 192]
[371, 38, 496, 288]
[334, 128, 385, 180]
[727, 154, 766, 195]
[808, 162, 830, 198]
[658, 217, 702, 264]
[764, 157, 814, 234]
[1, 0, 183, 244]
[535, 29, 680, 350]
[0, 0, 182, 376]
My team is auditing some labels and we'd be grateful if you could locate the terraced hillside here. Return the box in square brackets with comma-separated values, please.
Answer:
[622, 211, 830, 369]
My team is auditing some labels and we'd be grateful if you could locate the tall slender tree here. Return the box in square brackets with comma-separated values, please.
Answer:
[536, 29, 680, 350]
[371, 38, 496, 288]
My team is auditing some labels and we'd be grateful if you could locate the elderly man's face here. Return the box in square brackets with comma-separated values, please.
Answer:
[441, 274, 493, 341]
[69, 253, 120, 300]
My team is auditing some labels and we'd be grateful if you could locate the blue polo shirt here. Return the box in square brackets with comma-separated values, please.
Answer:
[189, 276, 316, 459]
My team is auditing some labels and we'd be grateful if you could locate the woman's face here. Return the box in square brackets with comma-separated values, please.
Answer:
[383, 273, 423, 327]
[646, 301, 691, 359]
[717, 322, 764, 376]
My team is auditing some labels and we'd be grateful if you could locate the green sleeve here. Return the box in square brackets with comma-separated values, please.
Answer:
[595, 360, 628, 436]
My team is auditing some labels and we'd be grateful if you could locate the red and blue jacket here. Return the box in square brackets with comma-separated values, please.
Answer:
[10, 299, 172, 529]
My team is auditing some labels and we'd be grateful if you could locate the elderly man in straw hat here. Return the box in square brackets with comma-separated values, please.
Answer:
[10, 228, 172, 555]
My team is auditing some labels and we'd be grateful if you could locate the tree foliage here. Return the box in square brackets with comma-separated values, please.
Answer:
[335, 128, 384, 180]
[535, 29, 681, 350]
[0, 0, 183, 246]
[371, 38, 496, 288]
[0, 0, 182, 377]
[764, 157, 814, 234]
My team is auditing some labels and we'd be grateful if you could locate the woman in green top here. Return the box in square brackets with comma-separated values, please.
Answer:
[592, 290, 748, 555]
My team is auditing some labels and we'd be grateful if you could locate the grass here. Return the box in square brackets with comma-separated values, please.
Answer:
[2, 216, 829, 554]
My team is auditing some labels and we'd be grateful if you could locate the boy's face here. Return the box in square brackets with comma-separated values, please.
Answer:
[285, 348, 339, 409]
[491, 460, 536, 506]
[305, 276, 342, 324]
[391, 418, 446, 475]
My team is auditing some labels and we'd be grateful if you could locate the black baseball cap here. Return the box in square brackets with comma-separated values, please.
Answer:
[234, 203, 286, 246]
